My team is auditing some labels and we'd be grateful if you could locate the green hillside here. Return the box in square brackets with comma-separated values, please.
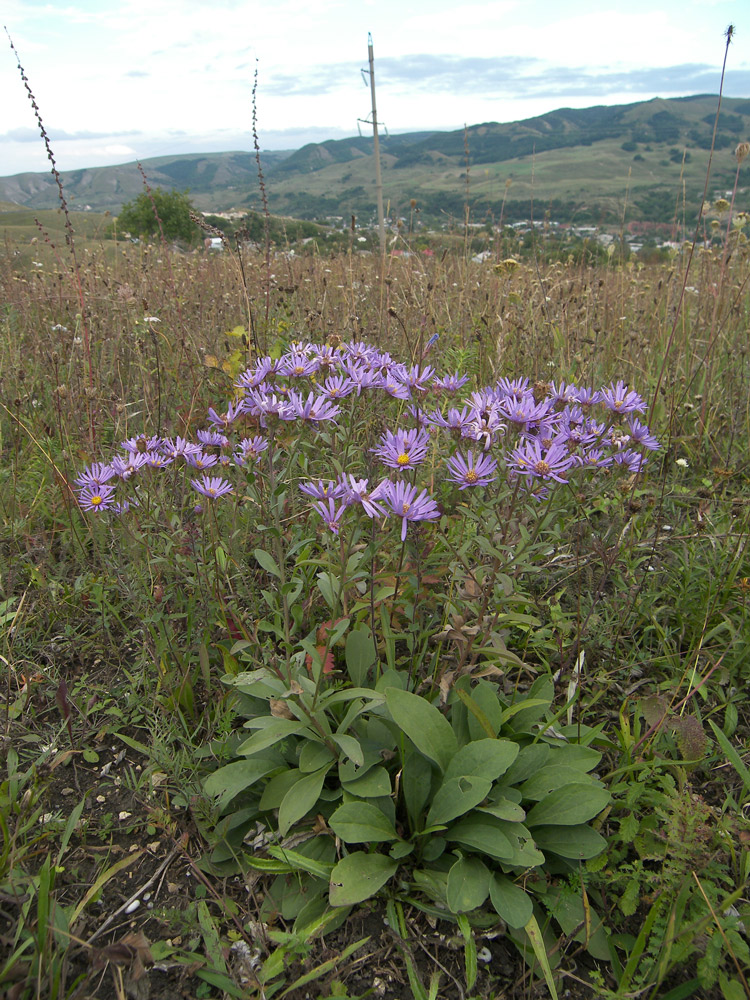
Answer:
[1, 96, 748, 224]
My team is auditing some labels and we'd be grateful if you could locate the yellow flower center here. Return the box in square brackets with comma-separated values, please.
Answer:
[208, 488, 217, 495]
[465, 469, 478, 483]
[397, 452, 410, 466]
[91, 495, 102, 506]
[401, 502, 411, 515]
[534, 460, 551, 476]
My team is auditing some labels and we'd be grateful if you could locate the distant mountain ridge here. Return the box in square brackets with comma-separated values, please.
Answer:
[1, 95, 749, 224]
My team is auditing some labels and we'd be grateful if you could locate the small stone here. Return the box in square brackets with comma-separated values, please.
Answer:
[124, 900, 140, 914]
[118, 811, 132, 821]
[96, 795, 106, 803]
[61, 787, 76, 796]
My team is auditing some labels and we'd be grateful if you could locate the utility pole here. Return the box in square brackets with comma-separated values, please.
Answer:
[366, 33, 386, 255]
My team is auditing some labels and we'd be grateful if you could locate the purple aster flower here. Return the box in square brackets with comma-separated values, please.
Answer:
[310, 344, 344, 369]
[160, 436, 202, 461]
[121, 434, 162, 454]
[548, 381, 581, 408]
[399, 364, 436, 393]
[234, 435, 268, 465]
[78, 484, 116, 513]
[499, 394, 553, 428]
[198, 428, 229, 447]
[600, 380, 647, 415]
[288, 391, 341, 424]
[337, 475, 387, 517]
[496, 376, 532, 402]
[508, 439, 574, 484]
[523, 417, 564, 451]
[372, 427, 431, 470]
[403, 405, 430, 429]
[370, 480, 441, 541]
[425, 405, 474, 432]
[627, 417, 661, 451]
[278, 352, 320, 377]
[463, 404, 507, 450]
[445, 450, 499, 489]
[299, 479, 349, 501]
[311, 497, 348, 535]
[190, 475, 234, 499]
[235, 357, 283, 390]
[74, 462, 115, 489]
[342, 341, 378, 364]
[343, 360, 381, 393]
[319, 374, 355, 399]
[143, 450, 174, 469]
[185, 451, 219, 470]
[433, 372, 470, 392]
[573, 448, 614, 470]
[111, 453, 149, 480]
[613, 449, 649, 473]
[376, 371, 412, 400]
[243, 389, 296, 425]
[207, 401, 243, 431]
[575, 387, 603, 410]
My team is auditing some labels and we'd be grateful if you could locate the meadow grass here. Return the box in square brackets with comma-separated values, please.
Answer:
[1, 220, 750, 999]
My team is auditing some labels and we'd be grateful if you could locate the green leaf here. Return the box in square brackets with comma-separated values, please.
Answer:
[330, 733, 364, 768]
[500, 699, 552, 725]
[443, 739, 519, 784]
[446, 814, 516, 861]
[446, 856, 490, 913]
[471, 816, 543, 867]
[385, 688, 457, 772]
[525, 784, 610, 827]
[456, 913, 478, 991]
[329, 802, 400, 843]
[480, 798, 526, 822]
[489, 874, 533, 929]
[532, 824, 607, 860]
[505, 677, 553, 731]
[524, 913, 559, 1000]
[520, 766, 601, 801]
[454, 687, 497, 739]
[253, 548, 281, 578]
[261, 768, 305, 810]
[402, 750, 434, 829]
[267, 846, 333, 880]
[502, 744, 551, 785]
[329, 852, 398, 905]
[339, 752, 381, 784]
[299, 741, 335, 773]
[237, 719, 312, 756]
[548, 743, 602, 771]
[203, 755, 283, 805]
[426, 776, 492, 827]
[709, 720, 750, 796]
[342, 766, 391, 798]
[345, 626, 376, 686]
[278, 766, 331, 836]
[317, 572, 340, 611]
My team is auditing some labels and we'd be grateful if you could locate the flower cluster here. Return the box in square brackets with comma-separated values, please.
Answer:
[73, 340, 659, 535]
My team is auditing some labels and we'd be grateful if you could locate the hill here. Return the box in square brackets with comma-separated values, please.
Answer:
[1, 96, 748, 225]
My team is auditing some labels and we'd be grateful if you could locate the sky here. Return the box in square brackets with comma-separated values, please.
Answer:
[1, 0, 748, 178]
